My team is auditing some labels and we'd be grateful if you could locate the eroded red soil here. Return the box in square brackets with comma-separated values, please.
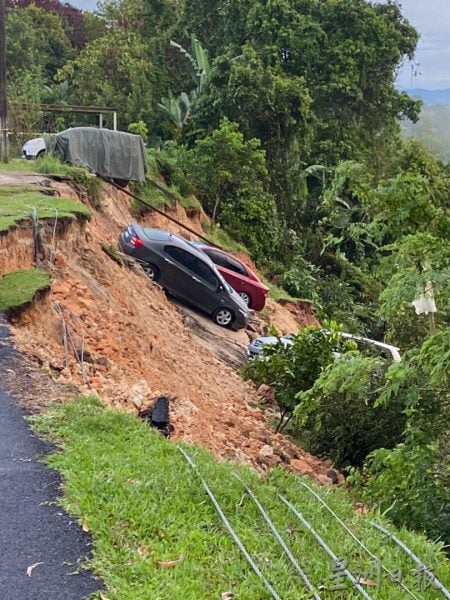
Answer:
[3, 177, 339, 484]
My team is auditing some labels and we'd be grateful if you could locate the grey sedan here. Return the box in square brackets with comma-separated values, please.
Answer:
[118, 225, 249, 329]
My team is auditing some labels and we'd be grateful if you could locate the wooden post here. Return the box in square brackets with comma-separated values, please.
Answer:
[0, 0, 8, 163]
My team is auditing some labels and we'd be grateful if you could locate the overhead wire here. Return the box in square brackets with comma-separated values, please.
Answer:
[97, 175, 223, 249]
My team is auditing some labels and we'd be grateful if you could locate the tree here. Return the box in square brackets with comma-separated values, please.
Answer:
[158, 35, 211, 139]
[6, 0, 87, 49]
[186, 0, 420, 226]
[378, 233, 450, 347]
[189, 117, 267, 218]
[192, 44, 312, 223]
[6, 5, 73, 81]
[188, 118, 278, 260]
[56, 30, 153, 128]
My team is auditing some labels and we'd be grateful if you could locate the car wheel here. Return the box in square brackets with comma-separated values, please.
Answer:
[213, 308, 234, 327]
[142, 263, 159, 282]
[36, 150, 46, 159]
[238, 291, 251, 306]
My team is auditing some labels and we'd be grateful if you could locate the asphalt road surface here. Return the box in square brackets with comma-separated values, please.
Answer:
[0, 316, 101, 600]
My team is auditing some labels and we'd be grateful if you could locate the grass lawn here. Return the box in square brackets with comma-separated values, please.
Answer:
[0, 190, 91, 233]
[32, 397, 450, 600]
[0, 268, 50, 312]
[0, 158, 38, 173]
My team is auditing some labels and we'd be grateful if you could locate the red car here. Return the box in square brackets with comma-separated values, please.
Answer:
[193, 243, 269, 311]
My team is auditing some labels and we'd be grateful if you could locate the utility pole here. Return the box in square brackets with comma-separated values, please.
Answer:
[0, 0, 8, 163]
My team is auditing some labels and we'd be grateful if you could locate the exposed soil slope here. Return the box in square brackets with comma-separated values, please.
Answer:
[2, 175, 336, 484]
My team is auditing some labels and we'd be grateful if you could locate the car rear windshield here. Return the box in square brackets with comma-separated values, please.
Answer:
[204, 248, 248, 276]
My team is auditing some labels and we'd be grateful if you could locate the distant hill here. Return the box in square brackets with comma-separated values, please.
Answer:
[402, 102, 450, 163]
[406, 88, 450, 105]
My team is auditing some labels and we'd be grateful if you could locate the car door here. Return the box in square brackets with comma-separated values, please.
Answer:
[185, 256, 223, 313]
[162, 245, 200, 299]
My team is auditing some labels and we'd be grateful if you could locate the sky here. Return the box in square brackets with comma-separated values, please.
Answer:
[70, 0, 450, 90]
[390, 0, 450, 89]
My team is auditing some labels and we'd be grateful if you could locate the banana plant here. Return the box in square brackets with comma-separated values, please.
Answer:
[159, 35, 211, 138]
[170, 34, 211, 95]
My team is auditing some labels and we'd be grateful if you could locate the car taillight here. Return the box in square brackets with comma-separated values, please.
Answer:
[130, 236, 144, 248]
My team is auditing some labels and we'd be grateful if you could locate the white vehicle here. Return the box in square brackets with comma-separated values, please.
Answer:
[247, 331, 401, 362]
[22, 137, 46, 160]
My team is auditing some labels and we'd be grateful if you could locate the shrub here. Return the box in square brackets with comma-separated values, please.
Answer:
[349, 329, 450, 543]
[242, 323, 346, 431]
[219, 189, 279, 264]
[295, 354, 406, 467]
[350, 443, 449, 543]
[128, 120, 148, 143]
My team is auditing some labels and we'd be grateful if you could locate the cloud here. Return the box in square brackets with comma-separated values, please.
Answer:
[394, 0, 450, 89]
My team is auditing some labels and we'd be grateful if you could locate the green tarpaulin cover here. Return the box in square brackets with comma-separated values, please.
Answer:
[45, 127, 148, 182]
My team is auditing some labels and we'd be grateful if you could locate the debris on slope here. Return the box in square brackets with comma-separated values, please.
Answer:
[4, 178, 342, 485]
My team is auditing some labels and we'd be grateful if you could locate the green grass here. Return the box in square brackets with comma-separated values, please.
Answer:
[34, 154, 74, 176]
[261, 275, 298, 303]
[102, 243, 126, 267]
[34, 156, 104, 209]
[0, 268, 50, 312]
[32, 397, 450, 600]
[0, 158, 38, 172]
[201, 221, 250, 255]
[0, 190, 91, 233]
[178, 193, 202, 211]
[130, 179, 173, 215]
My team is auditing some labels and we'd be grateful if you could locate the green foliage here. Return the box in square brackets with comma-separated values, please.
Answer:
[295, 354, 405, 467]
[34, 153, 73, 176]
[57, 30, 153, 128]
[351, 443, 449, 544]
[192, 43, 313, 222]
[158, 35, 211, 139]
[34, 156, 104, 209]
[129, 180, 173, 216]
[242, 323, 345, 431]
[7, 75, 45, 155]
[188, 118, 278, 261]
[128, 120, 149, 143]
[0, 268, 50, 312]
[349, 330, 450, 542]
[148, 143, 195, 198]
[31, 396, 450, 599]
[378, 233, 450, 346]
[281, 257, 320, 303]
[188, 0, 419, 218]
[102, 243, 126, 267]
[6, 5, 74, 81]
[6, 0, 450, 547]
